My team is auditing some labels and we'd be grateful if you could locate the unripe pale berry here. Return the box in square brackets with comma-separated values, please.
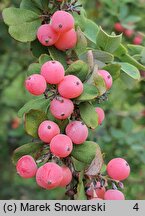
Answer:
[86, 182, 106, 199]
[133, 35, 143, 45]
[50, 134, 73, 158]
[66, 121, 88, 144]
[50, 96, 74, 120]
[25, 74, 47, 96]
[95, 107, 105, 125]
[36, 162, 63, 189]
[98, 70, 113, 90]
[37, 24, 59, 46]
[58, 75, 83, 99]
[41, 61, 65, 84]
[59, 166, 72, 187]
[107, 158, 130, 181]
[104, 189, 125, 200]
[55, 28, 77, 51]
[38, 120, 60, 143]
[51, 11, 74, 33]
[114, 22, 124, 32]
[16, 155, 37, 178]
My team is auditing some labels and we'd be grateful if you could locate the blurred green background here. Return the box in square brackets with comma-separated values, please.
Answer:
[0, 0, 145, 200]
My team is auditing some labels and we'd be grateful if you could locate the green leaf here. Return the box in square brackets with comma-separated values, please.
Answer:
[27, 63, 41, 75]
[96, 27, 122, 53]
[102, 64, 121, 80]
[83, 19, 99, 44]
[120, 72, 138, 89]
[72, 141, 98, 164]
[30, 39, 48, 58]
[93, 71, 107, 96]
[72, 157, 87, 172]
[123, 15, 141, 23]
[39, 54, 52, 65]
[92, 50, 114, 63]
[80, 102, 98, 129]
[66, 60, 89, 81]
[3, 8, 41, 42]
[75, 27, 87, 56]
[12, 142, 44, 165]
[119, 62, 140, 80]
[76, 181, 87, 200]
[25, 109, 47, 138]
[18, 98, 50, 118]
[48, 46, 68, 69]
[76, 83, 98, 102]
[20, 0, 49, 14]
[127, 44, 144, 55]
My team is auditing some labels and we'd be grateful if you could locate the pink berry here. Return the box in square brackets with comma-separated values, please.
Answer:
[133, 35, 143, 45]
[37, 24, 59, 46]
[25, 74, 47, 96]
[36, 162, 63, 190]
[50, 134, 73, 158]
[59, 166, 72, 187]
[58, 75, 83, 99]
[50, 96, 74, 120]
[66, 121, 88, 144]
[104, 189, 125, 200]
[55, 28, 77, 51]
[107, 158, 130, 181]
[38, 120, 60, 143]
[114, 22, 124, 32]
[124, 29, 134, 38]
[41, 61, 65, 84]
[51, 11, 74, 33]
[16, 155, 37, 178]
[98, 70, 113, 90]
[95, 107, 105, 125]
[86, 182, 106, 199]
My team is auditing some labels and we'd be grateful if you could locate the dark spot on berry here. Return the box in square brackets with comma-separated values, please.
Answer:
[67, 147, 70, 151]
[107, 75, 111, 79]
[47, 125, 51, 129]
[27, 77, 31, 80]
[76, 81, 80, 85]
[59, 24, 63, 28]
[45, 39, 49, 43]
[61, 113, 65, 116]
[52, 61, 56, 64]
[48, 181, 52, 185]
[126, 163, 129, 166]
[81, 122, 85, 125]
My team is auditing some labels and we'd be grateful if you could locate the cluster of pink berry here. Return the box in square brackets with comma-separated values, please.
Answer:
[37, 10, 77, 51]
[114, 22, 143, 45]
[86, 158, 130, 200]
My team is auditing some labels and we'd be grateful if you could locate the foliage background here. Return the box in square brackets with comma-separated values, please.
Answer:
[0, 0, 145, 200]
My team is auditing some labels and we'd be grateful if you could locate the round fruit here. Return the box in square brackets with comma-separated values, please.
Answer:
[107, 158, 130, 181]
[104, 189, 125, 200]
[59, 166, 72, 187]
[98, 70, 113, 90]
[37, 24, 59, 46]
[36, 162, 63, 190]
[16, 155, 37, 178]
[50, 134, 73, 158]
[114, 22, 124, 32]
[86, 182, 106, 199]
[95, 107, 105, 125]
[25, 74, 46, 96]
[66, 121, 88, 144]
[38, 120, 60, 143]
[41, 61, 65, 84]
[55, 28, 77, 51]
[58, 75, 83, 99]
[124, 29, 134, 38]
[51, 11, 74, 33]
[133, 35, 143, 45]
[50, 96, 74, 120]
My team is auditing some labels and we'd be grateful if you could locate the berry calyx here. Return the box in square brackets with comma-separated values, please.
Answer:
[66, 121, 88, 144]
[59, 166, 72, 187]
[104, 189, 125, 200]
[37, 24, 59, 46]
[98, 70, 113, 90]
[25, 74, 47, 96]
[95, 107, 105, 125]
[51, 11, 74, 33]
[50, 96, 74, 120]
[16, 155, 37, 178]
[50, 134, 73, 158]
[58, 75, 83, 99]
[107, 158, 130, 181]
[55, 28, 77, 51]
[38, 120, 60, 143]
[36, 162, 63, 190]
[41, 61, 65, 84]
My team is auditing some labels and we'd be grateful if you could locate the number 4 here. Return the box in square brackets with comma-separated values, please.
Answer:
[133, 203, 139, 211]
